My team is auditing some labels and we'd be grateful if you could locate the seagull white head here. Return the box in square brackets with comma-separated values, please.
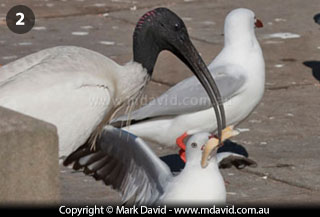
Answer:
[185, 132, 212, 163]
[224, 8, 263, 47]
[185, 126, 239, 167]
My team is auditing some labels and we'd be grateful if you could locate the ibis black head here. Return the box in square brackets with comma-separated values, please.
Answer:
[133, 8, 189, 75]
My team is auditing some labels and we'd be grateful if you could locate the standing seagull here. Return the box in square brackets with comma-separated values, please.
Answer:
[0, 8, 225, 158]
[114, 8, 265, 147]
[64, 126, 239, 205]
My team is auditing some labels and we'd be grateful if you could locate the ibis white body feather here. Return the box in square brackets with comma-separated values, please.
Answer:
[0, 46, 147, 157]
[115, 8, 265, 146]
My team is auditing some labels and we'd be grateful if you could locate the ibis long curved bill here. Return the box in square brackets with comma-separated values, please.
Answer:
[170, 36, 226, 143]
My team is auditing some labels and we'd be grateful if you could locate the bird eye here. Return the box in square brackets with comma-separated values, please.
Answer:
[191, 142, 197, 148]
[174, 23, 180, 30]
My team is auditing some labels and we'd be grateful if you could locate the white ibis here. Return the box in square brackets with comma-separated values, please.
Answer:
[113, 8, 265, 153]
[0, 8, 225, 158]
[64, 125, 242, 205]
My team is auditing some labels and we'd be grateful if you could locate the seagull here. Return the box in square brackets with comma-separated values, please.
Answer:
[63, 125, 242, 205]
[0, 8, 225, 158]
[113, 8, 265, 150]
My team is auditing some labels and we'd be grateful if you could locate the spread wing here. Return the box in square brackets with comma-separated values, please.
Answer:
[63, 126, 173, 205]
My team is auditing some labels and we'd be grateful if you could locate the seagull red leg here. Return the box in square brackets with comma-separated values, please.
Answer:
[176, 132, 188, 163]
[179, 149, 186, 163]
[176, 132, 188, 151]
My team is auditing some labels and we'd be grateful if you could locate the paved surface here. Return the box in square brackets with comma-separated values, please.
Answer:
[1, 0, 320, 206]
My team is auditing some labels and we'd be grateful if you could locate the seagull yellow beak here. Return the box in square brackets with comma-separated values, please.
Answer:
[201, 125, 239, 168]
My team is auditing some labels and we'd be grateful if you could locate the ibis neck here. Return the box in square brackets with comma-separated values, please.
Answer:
[133, 28, 161, 76]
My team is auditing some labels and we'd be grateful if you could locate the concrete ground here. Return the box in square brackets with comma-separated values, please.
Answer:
[0, 0, 320, 206]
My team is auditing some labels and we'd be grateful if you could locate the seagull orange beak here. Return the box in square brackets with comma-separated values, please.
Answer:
[201, 126, 239, 168]
[201, 138, 219, 168]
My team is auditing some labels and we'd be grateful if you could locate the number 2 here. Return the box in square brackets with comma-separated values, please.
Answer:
[16, 12, 25, 25]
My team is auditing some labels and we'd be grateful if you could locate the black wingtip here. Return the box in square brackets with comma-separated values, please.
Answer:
[63, 144, 90, 167]
[160, 154, 185, 173]
[217, 139, 249, 157]
[219, 156, 257, 169]
[313, 13, 320, 25]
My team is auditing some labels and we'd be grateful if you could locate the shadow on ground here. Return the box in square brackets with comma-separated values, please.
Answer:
[303, 61, 320, 82]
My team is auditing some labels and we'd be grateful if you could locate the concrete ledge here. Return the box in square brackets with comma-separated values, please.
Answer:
[0, 106, 60, 205]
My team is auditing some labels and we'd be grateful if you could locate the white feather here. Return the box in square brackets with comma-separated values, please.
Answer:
[0, 46, 147, 157]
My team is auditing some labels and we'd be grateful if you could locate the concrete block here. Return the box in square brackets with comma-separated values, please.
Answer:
[0, 106, 60, 205]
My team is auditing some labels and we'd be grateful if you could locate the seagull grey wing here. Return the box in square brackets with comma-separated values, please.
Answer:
[113, 65, 247, 122]
[63, 126, 173, 205]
